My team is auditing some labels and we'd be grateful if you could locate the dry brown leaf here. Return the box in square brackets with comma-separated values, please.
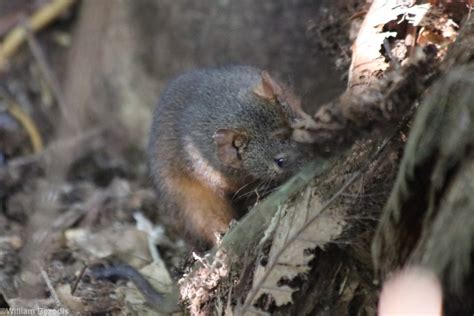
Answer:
[65, 226, 150, 265]
[247, 188, 346, 310]
[56, 284, 87, 313]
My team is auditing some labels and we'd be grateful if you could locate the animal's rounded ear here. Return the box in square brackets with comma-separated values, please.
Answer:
[271, 127, 292, 140]
[252, 71, 283, 101]
[213, 128, 248, 168]
[253, 71, 307, 120]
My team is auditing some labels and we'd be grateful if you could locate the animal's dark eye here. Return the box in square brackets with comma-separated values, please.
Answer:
[274, 157, 286, 168]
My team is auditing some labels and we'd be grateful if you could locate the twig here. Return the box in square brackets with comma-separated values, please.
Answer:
[0, 0, 76, 72]
[226, 284, 234, 315]
[71, 263, 88, 295]
[22, 19, 76, 130]
[2, 95, 44, 153]
[1, 126, 103, 171]
[38, 263, 65, 309]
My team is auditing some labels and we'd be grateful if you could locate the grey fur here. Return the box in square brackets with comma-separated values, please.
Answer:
[148, 65, 307, 248]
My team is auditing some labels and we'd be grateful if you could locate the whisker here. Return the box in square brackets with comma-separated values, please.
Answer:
[254, 187, 261, 203]
[232, 178, 260, 200]
[252, 180, 275, 203]
[233, 179, 281, 202]
[234, 181, 264, 201]
[260, 183, 281, 196]
[257, 181, 270, 195]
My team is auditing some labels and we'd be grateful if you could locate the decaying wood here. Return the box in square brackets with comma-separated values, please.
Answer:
[347, 0, 398, 94]
[373, 15, 474, 314]
[292, 52, 437, 152]
[292, 0, 469, 152]
[374, 7, 474, 273]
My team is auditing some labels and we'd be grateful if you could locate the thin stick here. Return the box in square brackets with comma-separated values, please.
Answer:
[4, 98, 44, 153]
[2, 126, 103, 170]
[0, 0, 76, 72]
[38, 263, 64, 309]
[23, 19, 76, 130]
[71, 263, 88, 295]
